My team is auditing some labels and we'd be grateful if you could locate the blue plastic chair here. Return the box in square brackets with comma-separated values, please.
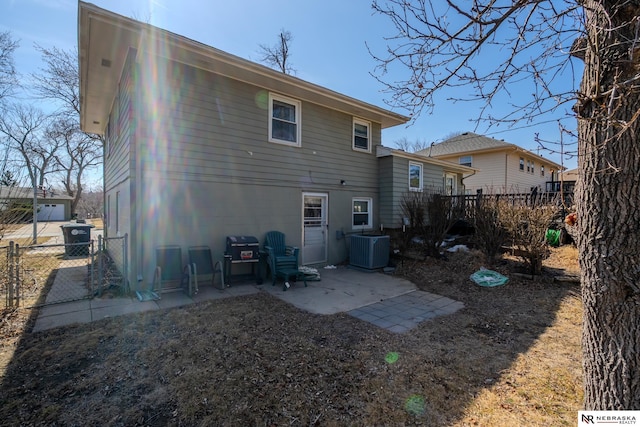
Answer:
[264, 231, 307, 291]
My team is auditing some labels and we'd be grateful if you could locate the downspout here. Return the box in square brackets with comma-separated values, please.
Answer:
[504, 153, 509, 191]
[461, 170, 477, 194]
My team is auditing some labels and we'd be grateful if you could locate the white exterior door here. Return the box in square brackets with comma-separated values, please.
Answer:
[302, 193, 327, 265]
[444, 173, 458, 195]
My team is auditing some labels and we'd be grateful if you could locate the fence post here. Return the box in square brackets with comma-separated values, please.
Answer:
[97, 235, 103, 297]
[7, 241, 14, 308]
[14, 243, 20, 307]
[90, 239, 95, 297]
[123, 233, 129, 293]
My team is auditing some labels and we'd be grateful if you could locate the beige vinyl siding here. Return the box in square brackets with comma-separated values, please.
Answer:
[439, 151, 555, 194]
[132, 57, 382, 286]
[437, 152, 506, 193]
[505, 153, 549, 193]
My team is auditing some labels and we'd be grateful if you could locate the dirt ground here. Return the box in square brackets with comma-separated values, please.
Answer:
[0, 245, 582, 426]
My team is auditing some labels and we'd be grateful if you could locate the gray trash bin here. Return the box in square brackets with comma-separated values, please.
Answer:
[60, 224, 94, 256]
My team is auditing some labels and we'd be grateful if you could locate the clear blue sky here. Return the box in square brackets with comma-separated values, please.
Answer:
[1, 0, 578, 170]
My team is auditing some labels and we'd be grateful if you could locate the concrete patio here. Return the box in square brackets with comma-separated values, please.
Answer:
[33, 264, 464, 334]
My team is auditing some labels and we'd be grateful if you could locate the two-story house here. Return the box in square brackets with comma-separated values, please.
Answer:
[79, 2, 417, 290]
[418, 132, 564, 195]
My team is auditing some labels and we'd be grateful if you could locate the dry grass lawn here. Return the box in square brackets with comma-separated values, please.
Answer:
[0, 246, 582, 426]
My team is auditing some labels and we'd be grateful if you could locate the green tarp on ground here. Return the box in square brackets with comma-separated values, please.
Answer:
[470, 269, 508, 287]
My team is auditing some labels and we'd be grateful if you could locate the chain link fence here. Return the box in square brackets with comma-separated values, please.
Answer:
[1, 234, 128, 309]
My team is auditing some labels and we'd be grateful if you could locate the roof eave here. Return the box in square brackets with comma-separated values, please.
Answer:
[432, 145, 564, 170]
[78, 2, 410, 135]
[377, 146, 478, 173]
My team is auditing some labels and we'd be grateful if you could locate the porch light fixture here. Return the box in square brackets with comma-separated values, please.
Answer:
[340, 180, 346, 186]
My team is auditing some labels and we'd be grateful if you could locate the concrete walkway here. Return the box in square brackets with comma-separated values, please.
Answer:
[33, 265, 464, 334]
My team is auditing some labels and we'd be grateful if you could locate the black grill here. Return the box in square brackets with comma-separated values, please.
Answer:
[225, 235, 259, 263]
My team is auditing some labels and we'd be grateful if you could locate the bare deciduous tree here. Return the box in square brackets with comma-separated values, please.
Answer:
[393, 136, 432, 152]
[0, 31, 19, 103]
[258, 30, 295, 74]
[32, 45, 81, 118]
[48, 118, 102, 214]
[76, 186, 103, 219]
[0, 104, 56, 188]
[370, 0, 640, 409]
[31, 45, 103, 210]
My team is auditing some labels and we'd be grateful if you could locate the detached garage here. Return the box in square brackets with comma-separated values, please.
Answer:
[0, 186, 73, 222]
[37, 203, 66, 221]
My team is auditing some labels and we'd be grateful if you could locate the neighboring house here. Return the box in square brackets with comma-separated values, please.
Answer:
[0, 186, 73, 222]
[548, 167, 577, 193]
[376, 146, 476, 228]
[78, 3, 410, 290]
[417, 132, 564, 194]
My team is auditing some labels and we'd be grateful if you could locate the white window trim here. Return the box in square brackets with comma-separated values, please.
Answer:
[268, 92, 301, 147]
[409, 161, 423, 191]
[352, 197, 373, 230]
[352, 118, 371, 153]
[459, 155, 472, 167]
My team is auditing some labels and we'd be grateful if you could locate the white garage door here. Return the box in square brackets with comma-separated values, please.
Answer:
[37, 204, 65, 221]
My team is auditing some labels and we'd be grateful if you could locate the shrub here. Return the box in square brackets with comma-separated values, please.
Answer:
[498, 201, 557, 275]
[400, 190, 464, 258]
[471, 197, 507, 265]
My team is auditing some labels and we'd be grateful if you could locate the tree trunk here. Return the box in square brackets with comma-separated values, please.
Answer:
[577, 0, 640, 410]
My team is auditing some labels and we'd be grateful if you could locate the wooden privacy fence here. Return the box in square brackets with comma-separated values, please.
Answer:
[444, 192, 573, 222]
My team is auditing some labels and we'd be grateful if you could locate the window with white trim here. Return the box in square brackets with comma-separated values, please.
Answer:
[519, 157, 524, 171]
[352, 197, 372, 229]
[409, 162, 423, 191]
[269, 93, 301, 146]
[353, 119, 370, 152]
[459, 155, 472, 167]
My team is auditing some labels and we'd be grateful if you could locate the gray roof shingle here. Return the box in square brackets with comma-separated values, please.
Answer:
[417, 132, 515, 157]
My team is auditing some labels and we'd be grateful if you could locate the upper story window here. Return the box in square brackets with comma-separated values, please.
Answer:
[409, 162, 423, 191]
[531, 161, 535, 174]
[459, 155, 472, 167]
[541, 165, 545, 177]
[519, 157, 525, 171]
[352, 197, 372, 229]
[269, 93, 301, 146]
[353, 119, 371, 152]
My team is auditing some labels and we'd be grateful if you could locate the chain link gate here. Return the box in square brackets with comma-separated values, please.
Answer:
[1, 234, 128, 309]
